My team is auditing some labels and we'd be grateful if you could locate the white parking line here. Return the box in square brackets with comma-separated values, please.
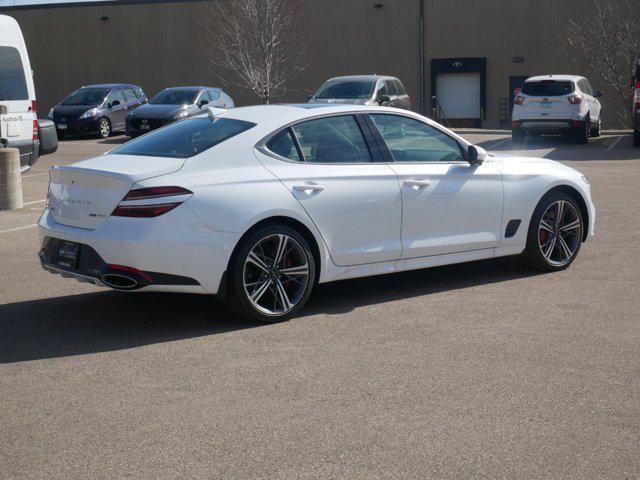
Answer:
[0, 224, 36, 234]
[606, 135, 625, 152]
[22, 172, 49, 179]
[486, 138, 511, 150]
[23, 199, 46, 206]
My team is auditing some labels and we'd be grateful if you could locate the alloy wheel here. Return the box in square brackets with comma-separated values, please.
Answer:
[243, 234, 310, 316]
[538, 200, 582, 267]
[99, 119, 111, 138]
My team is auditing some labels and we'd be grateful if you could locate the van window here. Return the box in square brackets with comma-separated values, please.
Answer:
[0, 46, 28, 101]
[521, 81, 574, 97]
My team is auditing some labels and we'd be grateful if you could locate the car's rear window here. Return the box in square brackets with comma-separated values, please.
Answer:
[521, 81, 574, 97]
[314, 80, 375, 100]
[110, 116, 256, 158]
[0, 46, 28, 101]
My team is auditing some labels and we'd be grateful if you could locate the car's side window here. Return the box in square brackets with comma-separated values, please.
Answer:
[209, 89, 222, 101]
[585, 80, 594, 97]
[376, 81, 390, 98]
[394, 80, 406, 96]
[369, 114, 464, 163]
[108, 89, 125, 105]
[265, 128, 301, 162]
[291, 115, 372, 163]
[386, 80, 398, 96]
[124, 88, 138, 102]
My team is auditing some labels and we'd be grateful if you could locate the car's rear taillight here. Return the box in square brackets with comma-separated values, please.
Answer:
[634, 88, 640, 111]
[514, 95, 525, 105]
[112, 186, 193, 218]
[31, 100, 37, 114]
[122, 186, 192, 201]
[32, 120, 38, 140]
[568, 94, 583, 105]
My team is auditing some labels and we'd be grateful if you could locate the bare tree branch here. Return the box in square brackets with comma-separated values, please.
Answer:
[201, 0, 308, 104]
[561, 0, 640, 122]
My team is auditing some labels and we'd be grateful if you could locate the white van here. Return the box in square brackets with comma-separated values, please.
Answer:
[0, 14, 39, 171]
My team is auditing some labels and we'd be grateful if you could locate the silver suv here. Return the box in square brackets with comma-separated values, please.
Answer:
[309, 75, 412, 110]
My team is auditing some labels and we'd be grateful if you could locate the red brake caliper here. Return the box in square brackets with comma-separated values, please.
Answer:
[539, 228, 548, 245]
[283, 256, 293, 288]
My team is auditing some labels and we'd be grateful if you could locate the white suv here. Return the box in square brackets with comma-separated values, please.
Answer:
[512, 75, 602, 144]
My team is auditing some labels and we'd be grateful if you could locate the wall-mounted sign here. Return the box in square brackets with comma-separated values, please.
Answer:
[513, 56, 524, 63]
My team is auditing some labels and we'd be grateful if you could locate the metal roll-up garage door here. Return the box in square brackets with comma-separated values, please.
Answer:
[436, 72, 481, 119]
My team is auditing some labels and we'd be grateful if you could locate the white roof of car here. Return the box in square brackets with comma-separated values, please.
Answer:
[526, 75, 585, 83]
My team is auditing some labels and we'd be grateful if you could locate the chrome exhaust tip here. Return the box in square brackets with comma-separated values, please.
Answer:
[100, 273, 139, 290]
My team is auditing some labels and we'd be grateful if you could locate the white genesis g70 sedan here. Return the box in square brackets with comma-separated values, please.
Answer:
[39, 104, 595, 322]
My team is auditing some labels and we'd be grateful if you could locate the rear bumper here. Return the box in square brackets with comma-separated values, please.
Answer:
[39, 237, 202, 291]
[6, 139, 39, 168]
[514, 119, 584, 133]
[37, 206, 238, 295]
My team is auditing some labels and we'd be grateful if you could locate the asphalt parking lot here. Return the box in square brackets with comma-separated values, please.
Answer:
[1, 131, 639, 479]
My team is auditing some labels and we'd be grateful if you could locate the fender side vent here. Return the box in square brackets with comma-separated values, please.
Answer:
[505, 220, 521, 238]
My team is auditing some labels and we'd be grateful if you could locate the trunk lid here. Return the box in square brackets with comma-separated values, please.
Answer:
[519, 94, 576, 119]
[48, 154, 186, 229]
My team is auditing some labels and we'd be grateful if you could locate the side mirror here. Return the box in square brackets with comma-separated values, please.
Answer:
[467, 145, 486, 165]
[593, 90, 603, 98]
[111, 100, 121, 107]
[378, 95, 391, 105]
[198, 99, 209, 107]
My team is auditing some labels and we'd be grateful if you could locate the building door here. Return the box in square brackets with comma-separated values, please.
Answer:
[508, 75, 529, 114]
[436, 73, 481, 127]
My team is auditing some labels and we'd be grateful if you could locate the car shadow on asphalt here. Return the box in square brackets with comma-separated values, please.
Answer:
[0, 256, 539, 364]
[0, 291, 256, 364]
[302, 255, 537, 317]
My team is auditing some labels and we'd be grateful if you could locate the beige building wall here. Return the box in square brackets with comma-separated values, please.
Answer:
[3, 0, 629, 129]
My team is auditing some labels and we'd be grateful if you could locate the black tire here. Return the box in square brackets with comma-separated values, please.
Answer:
[225, 224, 316, 323]
[590, 117, 601, 137]
[634, 129, 640, 148]
[512, 128, 525, 145]
[576, 116, 590, 144]
[97, 118, 111, 139]
[56, 130, 65, 140]
[524, 191, 584, 272]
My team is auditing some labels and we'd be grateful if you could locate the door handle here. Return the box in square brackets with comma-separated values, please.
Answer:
[292, 184, 326, 194]
[403, 179, 431, 189]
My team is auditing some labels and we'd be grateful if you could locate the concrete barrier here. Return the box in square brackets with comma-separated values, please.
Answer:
[0, 148, 23, 210]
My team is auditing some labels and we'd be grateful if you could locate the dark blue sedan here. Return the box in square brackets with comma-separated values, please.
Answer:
[48, 84, 147, 138]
